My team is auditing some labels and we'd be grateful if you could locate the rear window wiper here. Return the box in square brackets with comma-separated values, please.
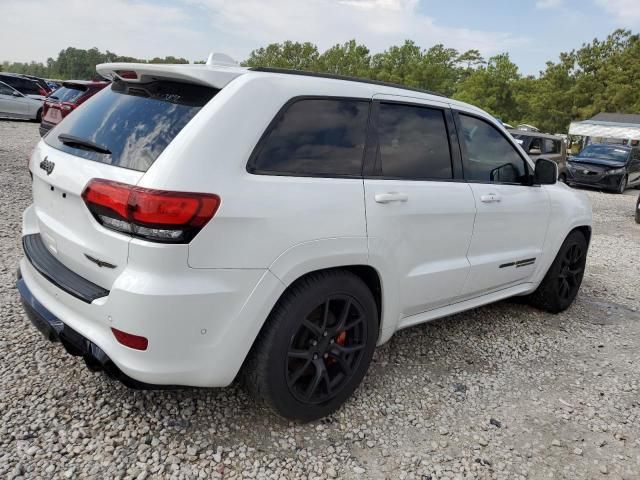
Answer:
[57, 134, 111, 155]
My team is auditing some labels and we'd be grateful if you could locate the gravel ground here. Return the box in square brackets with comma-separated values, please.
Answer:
[1, 119, 639, 480]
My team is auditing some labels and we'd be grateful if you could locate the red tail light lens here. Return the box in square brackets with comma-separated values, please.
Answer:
[116, 70, 138, 80]
[112, 328, 148, 351]
[82, 179, 220, 243]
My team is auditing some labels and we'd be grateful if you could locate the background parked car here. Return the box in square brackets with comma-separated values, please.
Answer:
[510, 130, 568, 181]
[39, 80, 109, 136]
[567, 144, 640, 193]
[0, 73, 47, 99]
[17, 74, 52, 95]
[0, 81, 43, 121]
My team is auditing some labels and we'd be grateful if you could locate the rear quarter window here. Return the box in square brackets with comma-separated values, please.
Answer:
[44, 80, 218, 172]
[249, 98, 370, 176]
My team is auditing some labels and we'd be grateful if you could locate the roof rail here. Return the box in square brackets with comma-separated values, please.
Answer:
[248, 67, 447, 98]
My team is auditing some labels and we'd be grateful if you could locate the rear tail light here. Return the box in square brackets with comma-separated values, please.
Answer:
[82, 179, 220, 243]
[112, 328, 148, 351]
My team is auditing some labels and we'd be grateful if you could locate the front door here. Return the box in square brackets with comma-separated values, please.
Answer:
[454, 111, 551, 297]
[364, 96, 476, 317]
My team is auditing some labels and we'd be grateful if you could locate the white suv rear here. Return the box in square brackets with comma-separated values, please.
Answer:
[18, 62, 592, 421]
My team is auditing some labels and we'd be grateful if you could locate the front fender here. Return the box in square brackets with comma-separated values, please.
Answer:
[532, 184, 593, 285]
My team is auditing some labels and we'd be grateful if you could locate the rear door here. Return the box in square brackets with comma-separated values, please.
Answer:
[364, 96, 476, 316]
[453, 111, 550, 296]
[31, 80, 218, 289]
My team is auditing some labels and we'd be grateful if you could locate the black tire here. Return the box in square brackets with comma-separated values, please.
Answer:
[635, 194, 640, 224]
[243, 270, 378, 421]
[558, 173, 567, 183]
[527, 230, 588, 313]
[34, 108, 42, 123]
[616, 175, 628, 194]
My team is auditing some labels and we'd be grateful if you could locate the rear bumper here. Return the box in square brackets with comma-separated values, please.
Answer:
[17, 272, 154, 388]
[19, 206, 286, 387]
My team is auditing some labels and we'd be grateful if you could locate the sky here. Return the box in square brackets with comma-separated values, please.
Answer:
[1, 0, 639, 75]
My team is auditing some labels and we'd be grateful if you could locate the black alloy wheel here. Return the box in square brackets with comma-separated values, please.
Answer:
[286, 295, 367, 404]
[556, 243, 585, 302]
[244, 270, 378, 421]
[527, 230, 588, 313]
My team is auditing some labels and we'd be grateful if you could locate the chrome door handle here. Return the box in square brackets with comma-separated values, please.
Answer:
[374, 192, 409, 204]
[480, 193, 501, 203]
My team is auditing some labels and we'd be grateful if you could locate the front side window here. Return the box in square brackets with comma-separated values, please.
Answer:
[458, 114, 529, 184]
[250, 98, 369, 176]
[374, 103, 452, 180]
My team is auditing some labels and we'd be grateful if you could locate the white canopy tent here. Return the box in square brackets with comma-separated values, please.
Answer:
[569, 113, 640, 142]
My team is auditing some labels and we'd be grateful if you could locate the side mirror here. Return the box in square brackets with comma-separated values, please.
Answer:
[529, 148, 542, 155]
[534, 158, 557, 185]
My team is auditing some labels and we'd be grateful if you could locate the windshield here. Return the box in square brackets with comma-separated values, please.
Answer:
[576, 145, 630, 164]
[44, 80, 218, 172]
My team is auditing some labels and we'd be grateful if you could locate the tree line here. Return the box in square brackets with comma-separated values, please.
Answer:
[2, 29, 639, 133]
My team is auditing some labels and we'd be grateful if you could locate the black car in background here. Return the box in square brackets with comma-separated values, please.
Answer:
[567, 144, 640, 193]
[0, 73, 47, 98]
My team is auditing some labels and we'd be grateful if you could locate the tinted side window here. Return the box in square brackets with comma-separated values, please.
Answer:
[251, 98, 369, 176]
[544, 138, 561, 154]
[374, 103, 452, 180]
[458, 114, 528, 184]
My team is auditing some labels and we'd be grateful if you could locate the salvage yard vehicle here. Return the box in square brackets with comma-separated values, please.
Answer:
[17, 62, 593, 421]
[510, 130, 568, 182]
[566, 143, 640, 193]
[0, 81, 43, 121]
[39, 80, 110, 137]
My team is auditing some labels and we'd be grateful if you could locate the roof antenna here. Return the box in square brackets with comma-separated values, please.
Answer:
[206, 52, 238, 66]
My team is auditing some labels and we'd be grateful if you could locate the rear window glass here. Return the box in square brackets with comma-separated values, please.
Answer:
[48, 86, 87, 103]
[250, 98, 370, 176]
[44, 80, 218, 172]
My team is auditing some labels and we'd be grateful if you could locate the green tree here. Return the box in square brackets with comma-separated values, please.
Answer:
[242, 41, 319, 70]
[315, 40, 371, 77]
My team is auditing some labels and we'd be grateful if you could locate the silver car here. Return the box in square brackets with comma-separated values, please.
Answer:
[0, 81, 43, 121]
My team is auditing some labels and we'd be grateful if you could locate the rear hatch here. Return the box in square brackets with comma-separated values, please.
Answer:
[32, 75, 222, 290]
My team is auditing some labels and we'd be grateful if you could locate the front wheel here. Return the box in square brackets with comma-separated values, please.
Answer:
[526, 230, 588, 313]
[616, 175, 628, 194]
[244, 270, 378, 421]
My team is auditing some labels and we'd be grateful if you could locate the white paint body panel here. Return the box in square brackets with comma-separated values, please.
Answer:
[20, 64, 592, 387]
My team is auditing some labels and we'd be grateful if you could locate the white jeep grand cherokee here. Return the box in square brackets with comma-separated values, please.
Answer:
[18, 62, 592, 421]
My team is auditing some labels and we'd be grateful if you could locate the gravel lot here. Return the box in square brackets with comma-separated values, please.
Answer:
[1, 119, 639, 480]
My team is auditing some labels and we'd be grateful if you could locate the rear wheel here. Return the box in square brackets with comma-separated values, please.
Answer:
[527, 231, 588, 313]
[34, 108, 42, 123]
[244, 270, 378, 421]
[635, 194, 640, 224]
